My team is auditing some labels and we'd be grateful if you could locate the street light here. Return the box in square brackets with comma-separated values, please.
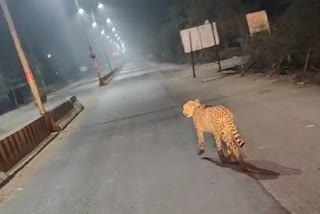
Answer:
[98, 3, 104, 9]
[47, 53, 52, 59]
[75, 1, 104, 86]
[106, 18, 111, 24]
[78, 8, 84, 14]
[112, 27, 115, 32]
[101, 30, 105, 35]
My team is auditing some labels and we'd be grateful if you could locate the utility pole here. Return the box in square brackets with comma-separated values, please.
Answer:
[0, 0, 46, 114]
[75, 0, 104, 86]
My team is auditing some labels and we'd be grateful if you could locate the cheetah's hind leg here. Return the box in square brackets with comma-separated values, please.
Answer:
[212, 134, 228, 163]
[230, 143, 248, 171]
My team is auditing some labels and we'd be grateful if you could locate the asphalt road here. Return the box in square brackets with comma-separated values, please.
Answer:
[0, 61, 288, 214]
[0, 74, 99, 138]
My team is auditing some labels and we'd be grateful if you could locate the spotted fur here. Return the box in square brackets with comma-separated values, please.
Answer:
[183, 100, 246, 168]
[207, 105, 246, 148]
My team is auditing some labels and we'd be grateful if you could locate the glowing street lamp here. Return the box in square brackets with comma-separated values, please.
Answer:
[101, 30, 105, 35]
[91, 11, 97, 28]
[75, 0, 84, 14]
[98, 3, 104, 9]
[112, 27, 115, 32]
[47, 53, 52, 59]
[106, 18, 111, 24]
[78, 8, 84, 14]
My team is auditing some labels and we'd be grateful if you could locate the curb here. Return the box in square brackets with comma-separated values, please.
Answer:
[0, 132, 59, 188]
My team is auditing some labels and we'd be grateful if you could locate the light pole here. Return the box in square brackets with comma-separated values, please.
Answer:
[101, 35, 112, 72]
[75, 0, 104, 86]
[95, 4, 113, 72]
[0, 0, 46, 114]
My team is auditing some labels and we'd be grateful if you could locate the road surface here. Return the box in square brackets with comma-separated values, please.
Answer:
[0, 61, 289, 213]
[0, 74, 100, 138]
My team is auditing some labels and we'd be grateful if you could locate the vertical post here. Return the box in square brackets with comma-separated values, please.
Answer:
[100, 33, 112, 72]
[105, 49, 112, 72]
[75, 0, 104, 86]
[26, 38, 46, 89]
[215, 50, 222, 72]
[96, 10, 113, 72]
[0, 0, 46, 114]
[90, 49, 104, 87]
[303, 48, 312, 73]
[210, 22, 222, 72]
[189, 32, 196, 78]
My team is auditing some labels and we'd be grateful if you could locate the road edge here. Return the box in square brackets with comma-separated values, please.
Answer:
[0, 132, 59, 189]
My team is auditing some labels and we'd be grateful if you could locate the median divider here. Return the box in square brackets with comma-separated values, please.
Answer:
[101, 65, 123, 85]
[0, 96, 84, 186]
[49, 96, 84, 130]
[0, 114, 52, 173]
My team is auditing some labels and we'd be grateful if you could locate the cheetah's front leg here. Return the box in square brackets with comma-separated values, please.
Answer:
[196, 129, 205, 155]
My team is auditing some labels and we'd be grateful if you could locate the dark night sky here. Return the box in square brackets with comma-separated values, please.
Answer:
[0, 0, 173, 72]
[0, 0, 284, 80]
[103, 0, 173, 53]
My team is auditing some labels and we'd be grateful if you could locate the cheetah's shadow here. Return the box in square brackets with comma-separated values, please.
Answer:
[202, 157, 301, 180]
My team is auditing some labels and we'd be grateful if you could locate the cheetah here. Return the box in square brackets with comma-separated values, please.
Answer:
[206, 104, 246, 148]
[182, 99, 246, 169]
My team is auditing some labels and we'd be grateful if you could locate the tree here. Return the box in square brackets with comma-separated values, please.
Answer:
[153, 0, 249, 62]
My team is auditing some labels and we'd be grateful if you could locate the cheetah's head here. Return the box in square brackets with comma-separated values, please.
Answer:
[182, 99, 201, 118]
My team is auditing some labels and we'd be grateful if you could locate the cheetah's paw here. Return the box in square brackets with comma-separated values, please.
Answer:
[198, 149, 205, 156]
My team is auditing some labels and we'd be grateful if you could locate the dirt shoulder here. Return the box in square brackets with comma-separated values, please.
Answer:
[159, 64, 320, 214]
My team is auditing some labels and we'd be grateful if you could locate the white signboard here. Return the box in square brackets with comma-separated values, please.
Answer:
[180, 27, 202, 53]
[212, 22, 220, 46]
[199, 24, 215, 49]
[180, 29, 191, 53]
[180, 22, 220, 54]
[246, 10, 271, 35]
[189, 27, 202, 52]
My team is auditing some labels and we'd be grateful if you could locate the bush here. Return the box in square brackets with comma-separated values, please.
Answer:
[245, 0, 320, 76]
